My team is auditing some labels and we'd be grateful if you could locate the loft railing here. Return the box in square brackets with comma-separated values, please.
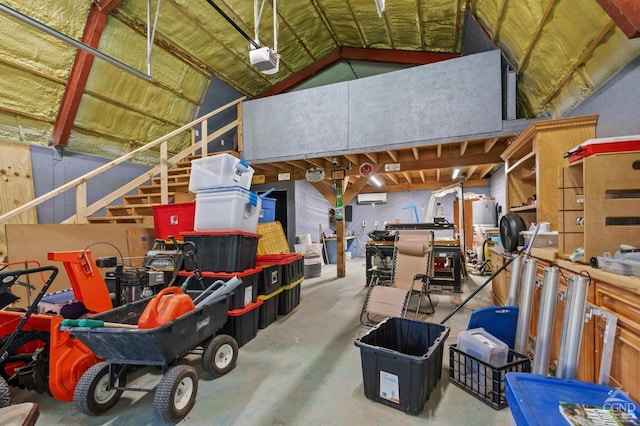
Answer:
[0, 96, 246, 226]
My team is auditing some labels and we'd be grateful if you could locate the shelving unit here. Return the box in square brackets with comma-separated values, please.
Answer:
[559, 151, 640, 259]
[501, 115, 598, 230]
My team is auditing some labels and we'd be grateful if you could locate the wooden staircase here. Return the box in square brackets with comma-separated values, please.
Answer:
[86, 158, 198, 225]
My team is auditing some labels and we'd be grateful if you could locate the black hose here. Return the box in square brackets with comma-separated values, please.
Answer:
[439, 248, 524, 325]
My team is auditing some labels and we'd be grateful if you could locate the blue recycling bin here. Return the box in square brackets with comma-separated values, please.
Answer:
[505, 373, 640, 425]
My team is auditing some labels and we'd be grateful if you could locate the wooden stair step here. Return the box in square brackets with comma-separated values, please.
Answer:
[88, 215, 153, 224]
[107, 204, 154, 216]
[138, 182, 189, 194]
[168, 167, 191, 175]
[152, 174, 190, 185]
[124, 193, 177, 205]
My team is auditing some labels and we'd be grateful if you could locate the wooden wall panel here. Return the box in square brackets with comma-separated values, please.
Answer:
[0, 140, 37, 259]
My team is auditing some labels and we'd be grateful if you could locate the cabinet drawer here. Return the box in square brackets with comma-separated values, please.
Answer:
[561, 187, 584, 211]
[563, 210, 585, 233]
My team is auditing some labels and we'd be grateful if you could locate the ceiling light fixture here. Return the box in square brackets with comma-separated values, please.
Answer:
[374, 0, 385, 17]
[370, 176, 383, 187]
[452, 168, 460, 179]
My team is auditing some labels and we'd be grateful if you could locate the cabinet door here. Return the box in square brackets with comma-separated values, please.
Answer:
[595, 282, 640, 401]
[489, 252, 508, 305]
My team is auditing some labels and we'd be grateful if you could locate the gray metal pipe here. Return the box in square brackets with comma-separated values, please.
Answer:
[514, 258, 537, 354]
[0, 2, 152, 81]
[557, 275, 589, 379]
[532, 267, 560, 375]
[506, 254, 522, 306]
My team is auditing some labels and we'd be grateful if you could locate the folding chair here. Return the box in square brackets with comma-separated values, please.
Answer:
[360, 230, 435, 326]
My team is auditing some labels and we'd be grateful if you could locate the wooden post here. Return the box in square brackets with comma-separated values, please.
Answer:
[336, 178, 346, 277]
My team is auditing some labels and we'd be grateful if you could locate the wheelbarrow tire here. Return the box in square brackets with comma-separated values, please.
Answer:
[0, 376, 11, 408]
[74, 362, 124, 416]
[202, 334, 238, 376]
[153, 364, 198, 423]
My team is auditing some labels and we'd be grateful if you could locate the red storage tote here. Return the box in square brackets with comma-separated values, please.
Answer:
[152, 202, 195, 240]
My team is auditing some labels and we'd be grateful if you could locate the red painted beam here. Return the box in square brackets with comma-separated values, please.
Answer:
[51, 1, 124, 146]
[254, 47, 460, 98]
[596, 0, 640, 38]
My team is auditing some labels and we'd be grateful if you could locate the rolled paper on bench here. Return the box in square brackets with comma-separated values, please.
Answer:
[396, 240, 430, 256]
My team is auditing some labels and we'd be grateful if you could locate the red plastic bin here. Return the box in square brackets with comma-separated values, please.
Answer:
[152, 202, 195, 240]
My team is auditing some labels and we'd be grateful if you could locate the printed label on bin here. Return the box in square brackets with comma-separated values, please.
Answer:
[271, 270, 278, 284]
[472, 332, 499, 349]
[244, 286, 253, 307]
[379, 371, 400, 404]
[170, 215, 179, 225]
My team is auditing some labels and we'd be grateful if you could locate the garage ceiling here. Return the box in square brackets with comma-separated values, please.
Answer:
[1, 0, 639, 191]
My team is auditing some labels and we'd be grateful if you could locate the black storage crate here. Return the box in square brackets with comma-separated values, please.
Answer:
[179, 267, 261, 310]
[181, 231, 259, 273]
[257, 287, 282, 329]
[256, 264, 282, 295]
[221, 299, 262, 347]
[354, 317, 449, 415]
[278, 278, 302, 315]
[449, 344, 531, 410]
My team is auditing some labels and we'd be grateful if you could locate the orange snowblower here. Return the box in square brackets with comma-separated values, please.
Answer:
[0, 250, 113, 406]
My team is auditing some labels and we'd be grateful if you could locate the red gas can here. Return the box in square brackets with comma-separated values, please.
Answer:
[138, 287, 195, 329]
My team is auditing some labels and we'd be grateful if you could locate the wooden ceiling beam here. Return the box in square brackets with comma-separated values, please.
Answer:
[542, 21, 614, 106]
[460, 141, 468, 156]
[363, 152, 378, 163]
[412, 147, 420, 160]
[520, 0, 557, 71]
[344, 154, 360, 166]
[386, 173, 399, 184]
[484, 137, 499, 153]
[467, 165, 478, 178]
[478, 164, 495, 178]
[51, 1, 125, 146]
[402, 172, 412, 183]
[387, 150, 398, 162]
[419, 170, 426, 183]
[437, 144, 442, 158]
[361, 178, 488, 193]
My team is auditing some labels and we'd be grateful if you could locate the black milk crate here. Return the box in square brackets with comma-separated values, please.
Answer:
[354, 317, 450, 415]
[181, 231, 259, 273]
[449, 344, 531, 410]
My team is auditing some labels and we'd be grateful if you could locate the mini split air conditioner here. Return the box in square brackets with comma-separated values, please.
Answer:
[357, 193, 387, 204]
[249, 46, 279, 74]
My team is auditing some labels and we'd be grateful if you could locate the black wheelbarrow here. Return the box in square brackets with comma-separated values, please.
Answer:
[61, 281, 239, 422]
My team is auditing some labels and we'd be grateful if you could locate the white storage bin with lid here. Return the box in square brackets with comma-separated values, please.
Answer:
[189, 153, 254, 192]
[194, 186, 262, 233]
[521, 231, 558, 248]
[457, 327, 509, 367]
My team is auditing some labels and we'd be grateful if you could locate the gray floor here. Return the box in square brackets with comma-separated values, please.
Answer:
[14, 258, 512, 425]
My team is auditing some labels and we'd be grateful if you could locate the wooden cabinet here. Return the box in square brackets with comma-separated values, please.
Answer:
[559, 151, 640, 259]
[594, 282, 640, 399]
[490, 249, 618, 388]
[501, 115, 597, 229]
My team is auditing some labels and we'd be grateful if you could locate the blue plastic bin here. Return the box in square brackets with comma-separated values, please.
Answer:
[505, 373, 640, 425]
[259, 197, 276, 223]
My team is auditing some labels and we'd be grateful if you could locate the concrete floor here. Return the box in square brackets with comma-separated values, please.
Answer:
[14, 258, 513, 425]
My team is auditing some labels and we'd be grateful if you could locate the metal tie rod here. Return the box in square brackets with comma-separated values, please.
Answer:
[0, 2, 152, 81]
[532, 266, 560, 375]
